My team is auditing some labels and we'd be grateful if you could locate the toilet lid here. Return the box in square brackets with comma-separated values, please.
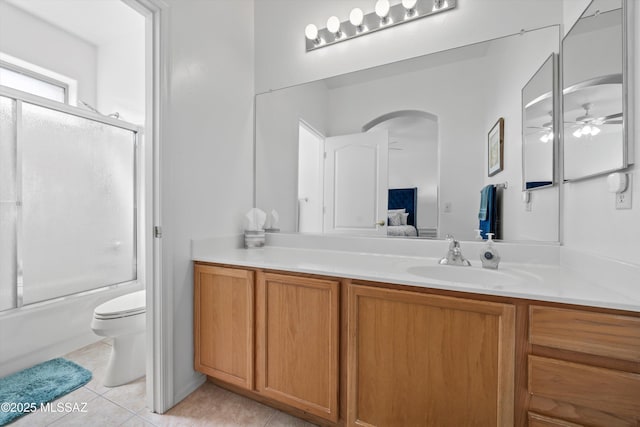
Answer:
[94, 290, 146, 319]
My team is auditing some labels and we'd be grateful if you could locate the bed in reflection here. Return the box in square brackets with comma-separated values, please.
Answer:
[387, 188, 418, 237]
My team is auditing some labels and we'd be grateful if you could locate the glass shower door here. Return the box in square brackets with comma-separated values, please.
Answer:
[20, 102, 137, 304]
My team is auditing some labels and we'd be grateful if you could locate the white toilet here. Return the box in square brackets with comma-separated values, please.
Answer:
[91, 290, 146, 387]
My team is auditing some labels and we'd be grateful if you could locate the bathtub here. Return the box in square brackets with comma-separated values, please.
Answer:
[0, 282, 143, 377]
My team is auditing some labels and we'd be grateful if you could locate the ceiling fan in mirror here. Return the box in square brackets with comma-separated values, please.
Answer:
[526, 111, 554, 143]
[566, 102, 622, 139]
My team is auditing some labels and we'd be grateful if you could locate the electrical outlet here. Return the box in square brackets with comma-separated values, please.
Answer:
[616, 178, 632, 209]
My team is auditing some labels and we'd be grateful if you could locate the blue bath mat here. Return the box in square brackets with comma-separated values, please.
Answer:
[0, 358, 92, 426]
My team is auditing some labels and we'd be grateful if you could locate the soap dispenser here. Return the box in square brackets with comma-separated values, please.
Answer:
[480, 233, 500, 269]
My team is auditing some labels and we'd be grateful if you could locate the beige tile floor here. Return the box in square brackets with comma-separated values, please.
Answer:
[11, 340, 316, 427]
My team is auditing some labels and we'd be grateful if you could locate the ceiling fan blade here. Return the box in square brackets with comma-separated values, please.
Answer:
[594, 113, 623, 124]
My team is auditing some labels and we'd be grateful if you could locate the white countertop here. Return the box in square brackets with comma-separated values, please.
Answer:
[192, 234, 640, 313]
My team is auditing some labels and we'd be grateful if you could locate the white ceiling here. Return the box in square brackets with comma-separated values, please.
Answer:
[5, 0, 144, 47]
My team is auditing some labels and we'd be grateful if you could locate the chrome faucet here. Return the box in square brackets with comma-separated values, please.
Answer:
[439, 235, 471, 266]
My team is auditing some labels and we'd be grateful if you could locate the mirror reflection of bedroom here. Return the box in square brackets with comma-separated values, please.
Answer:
[297, 110, 438, 238]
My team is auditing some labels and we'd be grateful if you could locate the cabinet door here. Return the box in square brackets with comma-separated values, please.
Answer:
[194, 264, 254, 390]
[256, 272, 339, 422]
[348, 284, 515, 427]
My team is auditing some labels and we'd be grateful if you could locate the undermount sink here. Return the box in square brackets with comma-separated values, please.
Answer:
[406, 264, 541, 288]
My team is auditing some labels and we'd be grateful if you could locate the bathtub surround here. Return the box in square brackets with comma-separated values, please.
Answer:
[0, 284, 143, 379]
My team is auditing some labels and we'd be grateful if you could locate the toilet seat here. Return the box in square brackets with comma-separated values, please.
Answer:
[94, 290, 146, 320]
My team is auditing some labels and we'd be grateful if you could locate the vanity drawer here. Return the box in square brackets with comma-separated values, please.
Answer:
[529, 305, 640, 362]
[528, 355, 640, 419]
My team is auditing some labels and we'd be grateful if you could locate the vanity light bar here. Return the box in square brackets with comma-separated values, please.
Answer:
[305, 0, 457, 52]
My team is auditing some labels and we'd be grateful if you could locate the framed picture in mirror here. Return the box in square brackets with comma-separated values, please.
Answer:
[488, 117, 504, 177]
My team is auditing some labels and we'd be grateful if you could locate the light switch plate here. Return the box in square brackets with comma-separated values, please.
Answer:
[615, 176, 632, 209]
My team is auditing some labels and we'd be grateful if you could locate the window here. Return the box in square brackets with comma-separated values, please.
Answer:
[0, 60, 68, 103]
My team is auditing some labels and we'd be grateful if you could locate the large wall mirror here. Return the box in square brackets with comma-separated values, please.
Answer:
[562, 0, 634, 180]
[255, 26, 560, 242]
[522, 54, 557, 191]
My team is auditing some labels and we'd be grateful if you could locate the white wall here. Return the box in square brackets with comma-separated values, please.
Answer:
[254, 0, 563, 93]
[0, 1, 97, 105]
[160, 0, 255, 404]
[563, 11, 622, 87]
[325, 62, 484, 240]
[387, 125, 439, 231]
[96, 22, 145, 124]
[324, 28, 558, 241]
[563, 0, 591, 35]
[481, 30, 560, 242]
[561, 0, 640, 265]
[255, 80, 328, 231]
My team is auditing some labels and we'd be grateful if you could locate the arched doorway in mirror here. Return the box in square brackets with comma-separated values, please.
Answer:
[363, 110, 439, 238]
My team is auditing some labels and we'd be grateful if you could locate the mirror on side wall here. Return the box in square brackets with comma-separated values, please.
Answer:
[522, 54, 557, 191]
[255, 26, 560, 242]
[562, 0, 633, 180]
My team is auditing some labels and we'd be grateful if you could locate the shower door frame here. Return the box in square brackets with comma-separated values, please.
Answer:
[0, 86, 142, 310]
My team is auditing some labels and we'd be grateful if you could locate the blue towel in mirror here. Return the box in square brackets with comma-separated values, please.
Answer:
[478, 185, 493, 220]
[479, 185, 496, 239]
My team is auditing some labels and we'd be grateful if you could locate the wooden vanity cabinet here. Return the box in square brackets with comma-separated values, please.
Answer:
[347, 284, 516, 427]
[256, 272, 340, 422]
[527, 305, 640, 427]
[194, 264, 255, 390]
[194, 262, 640, 427]
[194, 263, 340, 423]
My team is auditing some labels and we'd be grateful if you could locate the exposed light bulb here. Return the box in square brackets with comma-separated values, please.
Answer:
[305, 24, 319, 42]
[402, 0, 418, 8]
[540, 131, 553, 143]
[327, 16, 341, 36]
[375, 0, 391, 18]
[349, 8, 364, 27]
[582, 124, 592, 135]
[433, 0, 448, 11]
[573, 129, 583, 138]
[590, 126, 601, 136]
[402, 0, 418, 19]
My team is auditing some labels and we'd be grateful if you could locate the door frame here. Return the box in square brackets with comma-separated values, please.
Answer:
[296, 119, 325, 233]
[123, 0, 172, 414]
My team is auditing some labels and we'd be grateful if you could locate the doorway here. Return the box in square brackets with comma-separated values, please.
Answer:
[0, 0, 164, 412]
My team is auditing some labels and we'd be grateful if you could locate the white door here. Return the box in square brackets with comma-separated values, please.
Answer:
[297, 122, 324, 233]
[323, 130, 388, 235]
